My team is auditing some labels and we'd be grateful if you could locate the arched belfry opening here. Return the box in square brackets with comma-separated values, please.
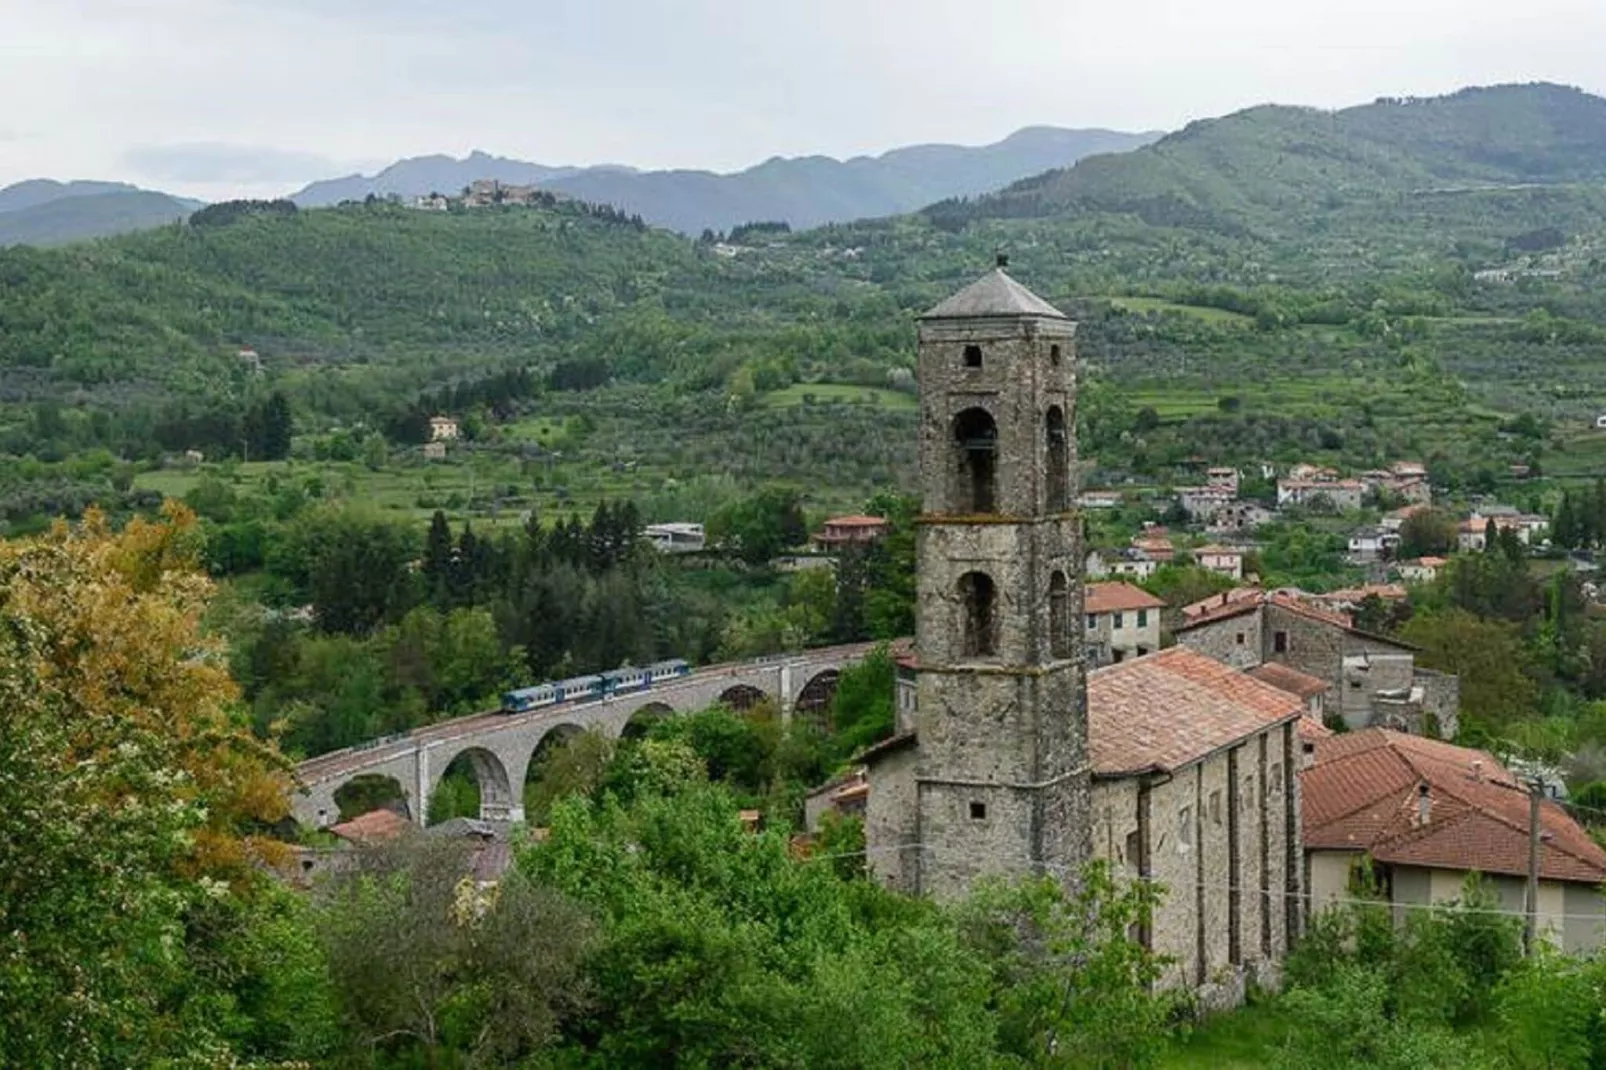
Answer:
[953, 408, 997, 514]
[958, 571, 997, 658]
[1045, 405, 1069, 512]
[1049, 570, 1071, 659]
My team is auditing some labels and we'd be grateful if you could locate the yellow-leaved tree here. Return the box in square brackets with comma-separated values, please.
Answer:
[0, 503, 326, 1066]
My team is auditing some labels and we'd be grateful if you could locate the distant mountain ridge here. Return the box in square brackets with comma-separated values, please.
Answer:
[935, 82, 1606, 233]
[290, 151, 603, 209]
[288, 127, 1162, 233]
[0, 180, 202, 247]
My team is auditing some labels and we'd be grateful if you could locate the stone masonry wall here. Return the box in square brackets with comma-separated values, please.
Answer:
[1176, 611, 1264, 671]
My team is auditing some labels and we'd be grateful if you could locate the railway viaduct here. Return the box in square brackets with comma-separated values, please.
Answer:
[290, 642, 885, 828]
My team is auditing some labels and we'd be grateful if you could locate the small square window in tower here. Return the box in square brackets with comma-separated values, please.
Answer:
[963, 344, 983, 368]
[969, 801, 987, 820]
[951, 408, 997, 514]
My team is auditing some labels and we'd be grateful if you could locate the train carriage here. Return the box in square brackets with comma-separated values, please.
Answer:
[503, 659, 691, 714]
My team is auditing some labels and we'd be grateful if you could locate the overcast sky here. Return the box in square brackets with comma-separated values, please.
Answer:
[4, 0, 1605, 201]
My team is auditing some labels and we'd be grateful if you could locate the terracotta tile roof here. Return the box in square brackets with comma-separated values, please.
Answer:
[1175, 588, 1361, 634]
[1181, 586, 1263, 621]
[1298, 716, 1334, 740]
[1088, 647, 1303, 777]
[329, 807, 413, 844]
[822, 515, 887, 527]
[1085, 581, 1166, 614]
[1402, 556, 1448, 568]
[855, 730, 918, 765]
[1248, 662, 1330, 699]
[1303, 729, 1606, 885]
[1195, 544, 1246, 557]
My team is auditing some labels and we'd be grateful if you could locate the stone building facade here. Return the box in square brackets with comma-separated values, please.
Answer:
[907, 259, 1089, 899]
[1087, 648, 1303, 998]
[1175, 591, 1459, 737]
[1084, 581, 1165, 666]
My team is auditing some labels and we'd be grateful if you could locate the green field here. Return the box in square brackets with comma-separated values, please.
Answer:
[133, 450, 667, 529]
[1106, 296, 1254, 325]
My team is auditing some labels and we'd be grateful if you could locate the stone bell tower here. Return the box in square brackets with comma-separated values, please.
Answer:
[911, 256, 1091, 899]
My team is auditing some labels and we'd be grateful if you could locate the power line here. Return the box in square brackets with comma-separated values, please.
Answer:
[801, 841, 1606, 923]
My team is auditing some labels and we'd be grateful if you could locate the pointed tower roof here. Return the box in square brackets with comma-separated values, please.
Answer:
[921, 257, 1067, 320]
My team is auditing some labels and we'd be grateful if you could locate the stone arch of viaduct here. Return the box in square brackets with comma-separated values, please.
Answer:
[290, 645, 879, 828]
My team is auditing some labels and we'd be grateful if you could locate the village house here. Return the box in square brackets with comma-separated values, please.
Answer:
[1206, 466, 1240, 491]
[1346, 527, 1401, 563]
[423, 440, 447, 461]
[1108, 547, 1160, 580]
[1078, 490, 1123, 510]
[1381, 503, 1431, 533]
[1397, 556, 1448, 584]
[1207, 500, 1276, 535]
[1314, 584, 1409, 614]
[1277, 478, 1366, 512]
[1195, 544, 1248, 580]
[812, 514, 889, 549]
[1176, 484, 1237, 522]
[428, 415, 460, 441]
[1458, 512, 1545, 552]
[1303, 730, 1606, 953]
[1287, 463, 1339, 482]
[1362, 461, 1432, 505]
[1132, 528, 1176, 564]
[1085, 581, 1166, 666]
[1174, 589, 1459, 738]
[643, 522, 706, 553]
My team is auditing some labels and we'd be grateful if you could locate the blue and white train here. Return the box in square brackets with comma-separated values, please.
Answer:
[501, 659, 691, 714]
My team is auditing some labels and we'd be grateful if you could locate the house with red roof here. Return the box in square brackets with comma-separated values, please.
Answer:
[812, 514, 889, 549]
[1303, 730, 1606, 952]
[1084, 581, 1166, 665]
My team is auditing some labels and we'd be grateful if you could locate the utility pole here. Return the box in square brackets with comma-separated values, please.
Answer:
[1525, 778, 1542, 957]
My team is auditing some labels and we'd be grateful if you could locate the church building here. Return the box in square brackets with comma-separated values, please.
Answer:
[811, 261, 1305, 996]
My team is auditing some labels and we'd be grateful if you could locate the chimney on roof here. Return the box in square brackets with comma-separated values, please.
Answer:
[1416, 782, 1432, 827]
[1472, 760, 1484, 782]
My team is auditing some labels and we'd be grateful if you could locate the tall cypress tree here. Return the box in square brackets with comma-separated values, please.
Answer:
[260, 392, 293, 460]
[423, 511, 453, 606]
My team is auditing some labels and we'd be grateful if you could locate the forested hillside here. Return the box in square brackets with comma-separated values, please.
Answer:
[7, 82, 1606, 528]
[940, 83, 1606, 235]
